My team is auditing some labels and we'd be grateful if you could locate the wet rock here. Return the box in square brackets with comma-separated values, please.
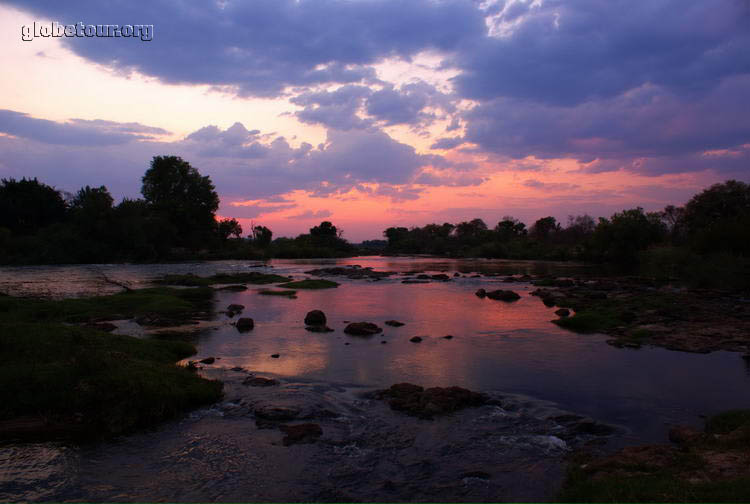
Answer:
[743, 354, 750, 361]
[555, 308, 571, 317]
[668, 425, 704, 444]
[279, 423, 323, 446]
[135, 314, 198, 327]
[410, 336, 423, 343]
[453, 272, 461, 277]
[227, 303, 245, 312]
[236, 317, 254, 331]
[460, 470, 491, 480]
[85, 322, 117, 332]
[375, 383, 488, 419]
[571, 420, 616, 436]
[243, 376, 279, 387]
[199, 357, 215, 364]
[305, 325, 334, 333]
[271, 353, 280, 358]
[381, 341, 387, 344]
[402, 280, 430, 284]
[304, 309, 327, 326]
[230, 366, 245, 372]
[443, 335, 454, 339]
[475, 289, 487, 298]
[485, 289, 521, 302]
[385, 320, 405, 327]
[344, 322, 383, 336]
[255, 405, 300, 421]
[416, 274, 431, 280]
[431, 274, 450, 281]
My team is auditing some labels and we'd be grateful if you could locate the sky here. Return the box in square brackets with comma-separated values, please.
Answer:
[1, 0, 748, 241]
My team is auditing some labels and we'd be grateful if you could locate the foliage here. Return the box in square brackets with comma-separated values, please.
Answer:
[0, 177, 66, 235]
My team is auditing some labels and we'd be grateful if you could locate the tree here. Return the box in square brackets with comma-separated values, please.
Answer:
[681, 180, 750, 255]
[529, 216, 561, 241]
[70, 185, 114, 240]
[455, 218, 488, 245]
[0, 177, 67, 235]
[494, 217, 527, 241]
[591, 208, 667, 265]
[217, 218, 243, 241]
[310, 221, 338, 238]
[141, 156, 219, 249]
[251, 225, 273, 247]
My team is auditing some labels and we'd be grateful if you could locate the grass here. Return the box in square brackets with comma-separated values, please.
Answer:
[258, 289, 298, 297]
[553, 310, 622, 333]
[277, 279, 339, 289]
[559, 409, 750, 502]
[0, 288, 223, 439]
[0, 286, 214, 324]
[157, 272, 290, 287]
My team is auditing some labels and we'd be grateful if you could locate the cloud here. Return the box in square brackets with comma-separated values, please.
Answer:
[430, 137, 465, 150]
[291, 85, 373, 130]
[8, 0, 485, 97]
[286, 209, 332, 219]
[365, 81, 452, 126]
[450, 0, 750, 106]
[223, 202, 297, 219]
[522, 179, 580, 191]
[0, 109, 153, 146]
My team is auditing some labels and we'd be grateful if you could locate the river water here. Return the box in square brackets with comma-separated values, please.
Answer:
[1, 257, 749, 502]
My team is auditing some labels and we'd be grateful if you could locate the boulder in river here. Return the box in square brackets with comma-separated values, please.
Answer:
[385, 320, 405, 327]
[279, 423, 323, 446]
[374, 382, 488, 419]
[227, 303, 245, 312]
[475, 288, 487, 298]
[304, 310, 327, 326]
[236, 317, 254, 331]
[344, 322, 383, 336]
[485, 289, 521, 302]
[555, 308, 571, 317]
[409, 336, 423, 343]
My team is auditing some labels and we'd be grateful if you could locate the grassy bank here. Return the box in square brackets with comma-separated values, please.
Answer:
[0, 287, 223, 440]
[559, 410, 750, 502]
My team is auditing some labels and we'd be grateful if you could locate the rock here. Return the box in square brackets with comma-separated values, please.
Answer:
[344, 322, 383, 336]
[431, 274, 450, 281]
[271, 353, 280, 358]
[743, 354, 750, 361]
[216, 285, 248, 291]
[305, 325, 334, 333]
[402, 280, 430, 284]
[304, 310, 327, 326]
[410, 336, 423, 343]
[381, 341, 387, 344]
[385, 320, 405, 327]
[416, 274, 431, 280]
[279, 423, 323, 446]
[255, 405, 300, 421]
[227, 303, 245, 312]
[475, 288, 487, 298]
[571, 421, 616, 436]
[453, 272, 461, 277]
[236, 317, 254, 331]
[85, 322, 117, 332]
[199, 357, 215, 364]
[243, 376, 279, 387]
[485, 289, 521, 301]
[230, 366, 245, 372]
[375, 383, 488, 419]
[668, 425, 703, 444]
[461, 471, 491, 480]
[443, 335, 454, 339]
[555, 308, 571, 317]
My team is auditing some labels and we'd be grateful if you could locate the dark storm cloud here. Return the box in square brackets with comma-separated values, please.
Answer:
[8, 0, 485, 96]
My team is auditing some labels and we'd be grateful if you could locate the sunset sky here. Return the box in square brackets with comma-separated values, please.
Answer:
[1, 0, 748, 241]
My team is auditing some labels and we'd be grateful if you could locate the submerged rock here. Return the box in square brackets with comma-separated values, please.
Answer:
[199, 357, 215, 364]
[271, 353, 280, 358]
[227, 303, 245, 312]
[304, 310, 327, 326]
[374, 383, 488, 419]
[385, 320, 405, 327]
[236, 317, 254, 331]
[409, 336, 423, 343]
[485, 290, 521, 302]
[243, 376, 279, 387]
[279, 423, 322, 446]
[305, 325, 334, 333]
[475, 289, 487, 298]
[344, 322, 383, 336]
[555, 308, 571, 317]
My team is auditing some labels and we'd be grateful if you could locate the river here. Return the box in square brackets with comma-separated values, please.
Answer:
[1, 257, 749, 501]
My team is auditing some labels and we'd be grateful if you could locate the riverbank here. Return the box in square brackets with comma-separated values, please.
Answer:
[0, 287, 223, 441]
[525, 276, 750, 354]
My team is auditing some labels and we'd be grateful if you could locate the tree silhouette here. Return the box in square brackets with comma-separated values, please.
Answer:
[0, 178, 66, 235]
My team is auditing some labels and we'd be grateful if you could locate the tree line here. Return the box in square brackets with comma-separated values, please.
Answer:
[1, 155, 748, 287]
[0, 156, 353, 264]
